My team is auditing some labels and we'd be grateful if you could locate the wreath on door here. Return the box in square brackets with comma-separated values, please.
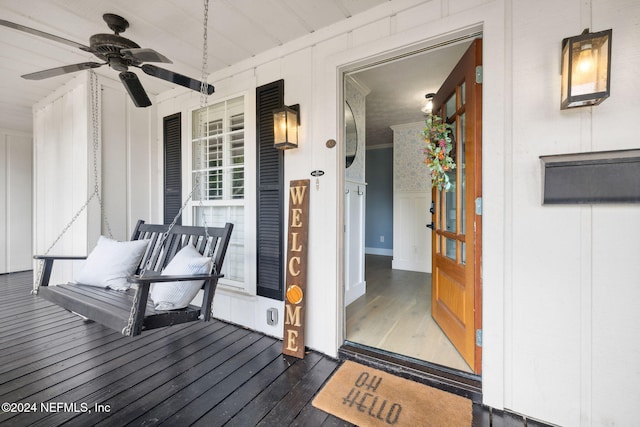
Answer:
[423, 113, 456, 191]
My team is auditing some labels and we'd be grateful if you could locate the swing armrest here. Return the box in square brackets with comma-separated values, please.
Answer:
[127, 273, 224, 284]
[33, 255, 88, 288]
[128, 273, 225, 323]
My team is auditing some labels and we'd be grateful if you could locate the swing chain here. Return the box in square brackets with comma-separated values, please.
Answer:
[127, 0, 213, 333]
[33, 71, 111, 294]
[200, 0, 210, 108]
[123, 284, 141, 336]
[198, 0, 213, 253]
[90, 70, 113, 239]
[139, 0, 212, 276]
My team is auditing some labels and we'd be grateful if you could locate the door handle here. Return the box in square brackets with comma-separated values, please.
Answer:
[426, 222, 434, 230]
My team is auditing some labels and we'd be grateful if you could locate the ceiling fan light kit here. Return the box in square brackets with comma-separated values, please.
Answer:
[0, 13, 214, 107]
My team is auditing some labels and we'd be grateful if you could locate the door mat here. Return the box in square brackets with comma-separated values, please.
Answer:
[312, 360, 472, 427]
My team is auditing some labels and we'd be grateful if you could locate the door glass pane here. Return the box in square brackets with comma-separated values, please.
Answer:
[445, 94, 457, 119]
[445, 238, 456, 261]
[460, 112, 466, 235]
[438, 190, 445, 231]
[461, 81, 466, 106]
[461, 241, 466, 265]
[444, 118, 457, 233]
[445, 183, 457, 233]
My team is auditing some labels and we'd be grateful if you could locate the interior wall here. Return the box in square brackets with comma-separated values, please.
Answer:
[365, 146, 393, 255]
[0, 130, 32, 273]
[391, 122, 431, 273]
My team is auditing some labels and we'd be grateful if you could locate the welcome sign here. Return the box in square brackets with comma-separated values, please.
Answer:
[283, 179, 310, 358]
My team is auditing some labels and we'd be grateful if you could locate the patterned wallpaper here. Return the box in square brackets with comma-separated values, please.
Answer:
[392, 122, 429, 192]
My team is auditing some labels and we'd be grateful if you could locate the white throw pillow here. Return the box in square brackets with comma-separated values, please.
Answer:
[74, 236, 150, 290]
[150, 244, 213, 311]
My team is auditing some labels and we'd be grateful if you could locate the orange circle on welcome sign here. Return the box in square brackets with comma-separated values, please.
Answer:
[286, 285, 303, 305]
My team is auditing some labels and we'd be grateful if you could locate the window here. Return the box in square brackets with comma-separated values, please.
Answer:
[191, 96, 245, 287]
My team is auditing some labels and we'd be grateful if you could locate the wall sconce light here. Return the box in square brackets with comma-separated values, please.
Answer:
[561, 28, 612, 109]
[273, 105, 299, 150]
[421, 93, 436, 114]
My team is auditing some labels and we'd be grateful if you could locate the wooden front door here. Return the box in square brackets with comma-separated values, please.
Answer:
[430, 39, 482, 373]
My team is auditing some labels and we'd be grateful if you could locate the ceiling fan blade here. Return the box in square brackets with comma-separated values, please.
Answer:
[21, 62, 104, 80]
[0, 19, 91, 52]
[140, 64, 214, 95]
[121, 48, 172, 64]
[119, 71, 152, 107]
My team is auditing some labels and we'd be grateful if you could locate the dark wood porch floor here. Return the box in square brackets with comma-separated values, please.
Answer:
[0, 271, 350, 426]
[1, 271, 538, 426]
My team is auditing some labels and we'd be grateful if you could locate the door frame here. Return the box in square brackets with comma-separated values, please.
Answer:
[338, 30, 484, 380]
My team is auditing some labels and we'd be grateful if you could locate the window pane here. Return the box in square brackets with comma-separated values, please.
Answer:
[191, 96, 244, 202]
[194, 205, 244, 283]
[191, 96, 245, 290]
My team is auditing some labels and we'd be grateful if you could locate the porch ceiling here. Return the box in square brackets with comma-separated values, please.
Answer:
[0, 0, 389, 134]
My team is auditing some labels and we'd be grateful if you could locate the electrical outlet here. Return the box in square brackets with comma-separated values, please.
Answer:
[266, 308, 278, 326]
[379, 235, 384, 243]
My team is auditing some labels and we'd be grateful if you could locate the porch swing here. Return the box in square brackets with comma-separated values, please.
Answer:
[32, 0, 234, 337]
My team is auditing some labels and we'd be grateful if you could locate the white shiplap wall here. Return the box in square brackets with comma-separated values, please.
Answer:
[0, 130, 32, 273]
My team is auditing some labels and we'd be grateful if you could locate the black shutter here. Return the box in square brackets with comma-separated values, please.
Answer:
[163, 113, 182, 225]
[256, 80, 284, 300]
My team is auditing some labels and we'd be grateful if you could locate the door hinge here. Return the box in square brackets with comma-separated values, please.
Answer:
[475, 65, 483, 84]
[476, 329, 483, 347]
[475, 197, 483, 215]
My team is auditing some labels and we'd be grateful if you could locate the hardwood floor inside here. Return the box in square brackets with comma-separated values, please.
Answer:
[346, 254, 473, 373]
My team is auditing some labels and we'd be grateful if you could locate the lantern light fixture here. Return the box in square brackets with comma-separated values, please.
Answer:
[422, 93, 436, 114]
[561, 28, 612, 110]
[273, 105, 299, 150]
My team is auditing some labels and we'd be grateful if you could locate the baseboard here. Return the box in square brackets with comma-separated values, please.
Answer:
[345, 280, 366, 306]
[391, 259, 430, 273]
[365, 247, 393, 256]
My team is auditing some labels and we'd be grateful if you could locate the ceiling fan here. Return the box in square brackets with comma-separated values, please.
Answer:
[0, 13, 214, 107]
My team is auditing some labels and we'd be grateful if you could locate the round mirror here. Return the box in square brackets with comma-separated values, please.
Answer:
[345, 101, 357, 168]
